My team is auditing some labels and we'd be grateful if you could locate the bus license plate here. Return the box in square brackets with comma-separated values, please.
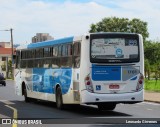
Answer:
[109, 84, 119, 89]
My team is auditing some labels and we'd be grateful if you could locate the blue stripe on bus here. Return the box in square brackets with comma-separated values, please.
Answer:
[27, 36, 74, 49]
[130, 76, 137, 80]
[32, 68, 72, 94]
[92, 64, 121, 81]
[92, 64, 140, 81]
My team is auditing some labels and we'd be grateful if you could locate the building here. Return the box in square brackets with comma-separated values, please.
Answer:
[32, 33, 53, 43]
[0, 42, 15, 78]
[0, 42, 11, 48]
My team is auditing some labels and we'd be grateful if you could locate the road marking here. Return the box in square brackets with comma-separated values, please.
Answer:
[133, 106, 139, 108]
[147, 108, 153, 111]
[5, 105, 17, 127]
[137, 103, 144, 105]
[0, 100, 15, 105]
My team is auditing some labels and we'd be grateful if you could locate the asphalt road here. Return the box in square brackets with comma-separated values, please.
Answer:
[0, 80, 160, 127]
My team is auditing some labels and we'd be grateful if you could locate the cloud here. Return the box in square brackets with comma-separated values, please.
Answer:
[0, 0, 159, 44]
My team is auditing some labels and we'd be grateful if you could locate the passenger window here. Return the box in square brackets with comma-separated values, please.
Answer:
[73, 42, 81, 68]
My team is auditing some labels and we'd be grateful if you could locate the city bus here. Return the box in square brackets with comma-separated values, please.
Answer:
[14, 32, 144, 111]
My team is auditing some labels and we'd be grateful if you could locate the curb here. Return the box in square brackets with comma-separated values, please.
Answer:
[144, 100, 160, 104]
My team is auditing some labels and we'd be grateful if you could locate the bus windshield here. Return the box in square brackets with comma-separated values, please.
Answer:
[90, 34, 139, 63]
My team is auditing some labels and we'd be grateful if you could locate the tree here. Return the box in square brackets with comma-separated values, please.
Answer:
[143, 40, 160, 80]
[1, 60, 13, 78]
[144, 59, 150, 80]
[89, 17, 149, 41]
[144, 41, 160, 65]
[8, 60, 12, 73]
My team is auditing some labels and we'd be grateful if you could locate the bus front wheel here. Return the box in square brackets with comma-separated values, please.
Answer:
[56, 87, 64, 109]
[24, 87, 30, 103]
[98, 103, 116, 111]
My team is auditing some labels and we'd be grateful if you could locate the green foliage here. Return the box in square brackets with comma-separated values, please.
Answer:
[144, 59, 150, 79]
[1, 64, 6, 71]
[89, 17, 149, 41]
[8, 60, 12, 72]
[1, 60, 13, 78]
[144, 41, 160, 64]
[144, 41, 160, 80]
[1, 60, 12, 72]
[145, 80, 160, 92]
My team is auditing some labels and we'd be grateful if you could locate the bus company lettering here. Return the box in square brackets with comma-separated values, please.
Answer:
[128, 70, 139, 74]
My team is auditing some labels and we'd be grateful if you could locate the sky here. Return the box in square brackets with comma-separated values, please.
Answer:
[0, 0, 160, 44]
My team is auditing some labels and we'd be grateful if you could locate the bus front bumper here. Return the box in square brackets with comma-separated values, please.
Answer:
[81, 90, 144, 104]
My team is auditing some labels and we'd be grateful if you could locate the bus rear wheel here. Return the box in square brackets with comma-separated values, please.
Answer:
[56, 87, 64, 109]
[98, 103, 116, 111]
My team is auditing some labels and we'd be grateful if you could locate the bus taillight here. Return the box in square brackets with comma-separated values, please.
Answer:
[138, 80, 143, 84]
[86, 81, 91, 85]
[85, 74, 94, 93]
[136, 73, 144, 91]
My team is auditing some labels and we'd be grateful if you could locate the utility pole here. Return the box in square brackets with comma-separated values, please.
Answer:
[10, 28, 14, 79]
[10, 28, 14, 63]
[6, 57, 8, 78]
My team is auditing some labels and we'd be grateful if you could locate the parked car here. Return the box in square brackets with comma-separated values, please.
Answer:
[0, 75, 6, 86]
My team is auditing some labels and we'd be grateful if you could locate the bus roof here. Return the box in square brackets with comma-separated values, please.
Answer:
[90, 32, 139, 35]
[16, 44, 28, 50]
[27, 36, 74, 49]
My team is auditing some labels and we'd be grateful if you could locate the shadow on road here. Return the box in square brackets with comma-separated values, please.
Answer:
[0, 101, 13, 118]
[0, 85, 6, 87]
[0, 100, 134, 124]
[15, 99, 131, 117]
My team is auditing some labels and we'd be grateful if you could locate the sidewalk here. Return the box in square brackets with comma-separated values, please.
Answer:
[144, 91, 160, 103]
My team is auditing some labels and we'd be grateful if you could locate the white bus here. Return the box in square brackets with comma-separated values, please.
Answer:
[14, 32, 144, 110]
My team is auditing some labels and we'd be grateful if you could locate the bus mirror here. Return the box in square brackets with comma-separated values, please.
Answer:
[13, 55, 16, 60]
[86, 35, 89, 40]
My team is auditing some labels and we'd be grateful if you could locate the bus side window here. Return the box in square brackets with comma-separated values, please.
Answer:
[73, 42, 81, 68]
[53, 46, 58, 57]
[58, 45, 62, 57]
[68, 44, 72, 56]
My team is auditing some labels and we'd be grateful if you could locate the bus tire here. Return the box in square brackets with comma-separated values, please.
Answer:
[56, 87, 64, 109]
[98, 103, 116, 111]
[24, 87, 30, 103]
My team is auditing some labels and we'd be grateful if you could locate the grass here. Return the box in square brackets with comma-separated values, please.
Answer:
[144, 79, 160, 92]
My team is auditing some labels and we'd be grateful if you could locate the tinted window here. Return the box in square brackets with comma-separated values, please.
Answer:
[90, 34, 140, 63]
[73, 42, 81, 68]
